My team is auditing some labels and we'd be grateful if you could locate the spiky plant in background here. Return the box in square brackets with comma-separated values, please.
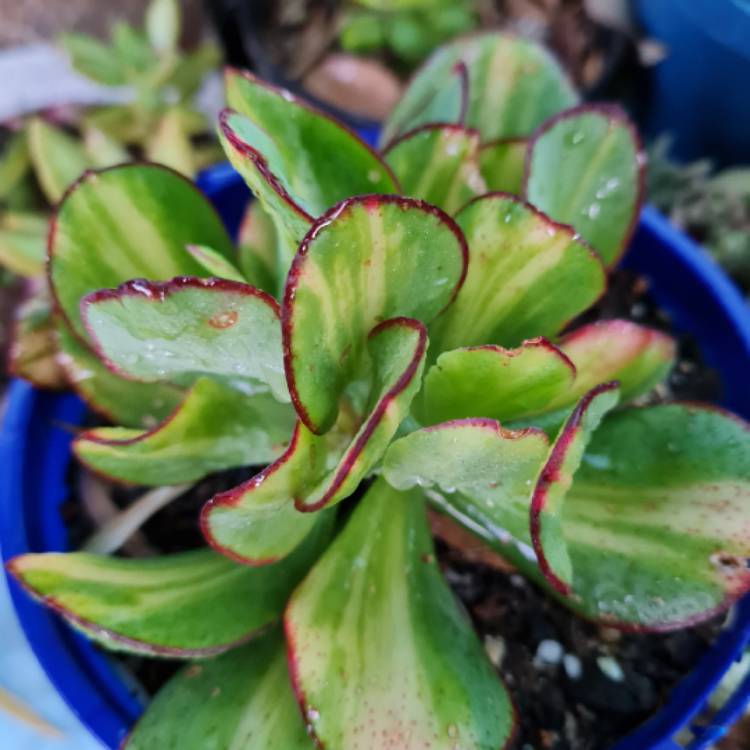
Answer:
[8, 34, 750, 749]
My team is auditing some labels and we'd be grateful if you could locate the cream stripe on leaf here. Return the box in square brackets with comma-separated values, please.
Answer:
[384, 125, 485, 214]
[82, 276, 289, 402]
[202, 317, 427, 562]
[283, 195, 466, 434]
[524, 104, 644, 266]
[479, 139, 527, 194]
[431, 193, 605, 353]
[75, 377, 296, 486]
[382, 33, 577, 146]
[49, 163, 234, 340]
[8, 515, 332, 658]
[285, 478, 514, 750]
[124, 630, 312, 749]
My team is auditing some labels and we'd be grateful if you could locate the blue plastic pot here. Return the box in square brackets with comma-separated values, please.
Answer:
[2, 165, 750, 749]
[633, 0, 750, 165]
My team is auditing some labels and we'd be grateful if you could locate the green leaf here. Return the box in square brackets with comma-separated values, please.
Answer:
[168, 44, 221, 100]
[283, 195, 466, 434]
[82, 127, 129, 167]
[146, 0, 179, 53]
[382, 33, 577, 146]
[384, 418, 550, 544]
[384, 125, 485, 213]
[59, 33, 127, 86]
[431, 193, 604, 352]
[479, 138, 527, 194]
[286, 479, 513, 750]
[542, 404, 750, 628]
[185, 244, 245, 283]
[124, 630, 312, 749]
[8, 516, 331, 657]
[417, 338, 575, 425]
[112, 22, 157, 74]
[297, 316, 427, 511]
[49, 163, 233, 339]
[56, 322, 183, 429]
[201, 423, 327, 565]
[524, 104, 644, 265]
[27, 118, 90, 203]
[220, 70, 397, 267]
[75, 377, 295, 486]
[530, 383, 620, 593]
[0, 212, 47, 277]
[0, 130, 31, 201]
[555, 319, 676, 406]
[202, 317, 427, 560]
[146, 111, 195, 177]
[82, 277, 288, 401]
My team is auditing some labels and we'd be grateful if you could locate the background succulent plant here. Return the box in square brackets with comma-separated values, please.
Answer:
[8, 33, 750, 749]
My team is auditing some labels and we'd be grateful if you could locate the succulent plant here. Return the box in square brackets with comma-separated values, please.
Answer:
[8, 34, 750, 749]
[0, 0, 220, 389]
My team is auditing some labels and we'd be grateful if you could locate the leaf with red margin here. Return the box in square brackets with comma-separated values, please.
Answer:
[530, 383, 620, 594]
[283, 195, 466, 434]
[56, 322, 183, 429]
[524, 104, 645, 266]
[430, 193, 605, 353]
[383, 418, 550, 546]
[285, 478, 514, 750]
[7, 514, 332, 658]
[220, 69, 398, 269]
[416, 338, 576, 425]
[384, 125, 485, 213]
[49, 163, 234, 340]
[123, 630, 312, 749]
[479, 139, 527, 194]
[554, 319, 676, 406]
[382, 33, 577, 146]
[81, 276, 289, 402]
[75, 377, 295, 486]
[202, 317, 427, 562]
[297, 316, 427, 511]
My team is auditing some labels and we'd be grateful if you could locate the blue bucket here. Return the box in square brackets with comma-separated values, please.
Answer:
[633, 0, 750, 165]
[1, 164, 749, 749]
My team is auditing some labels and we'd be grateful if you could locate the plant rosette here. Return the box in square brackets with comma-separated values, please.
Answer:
[6, 33, 750, 750]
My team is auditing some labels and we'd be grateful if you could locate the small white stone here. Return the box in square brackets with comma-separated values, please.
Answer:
[535, 639, 563, 666]
[597, 655, 625, 682]
[484, 635, 505, 667]
[563, 654, 582, 680]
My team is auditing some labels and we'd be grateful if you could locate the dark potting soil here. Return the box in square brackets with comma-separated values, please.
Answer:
[58, 268, 726, 746]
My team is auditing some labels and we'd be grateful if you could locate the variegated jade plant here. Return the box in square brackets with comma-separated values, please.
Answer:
[8, 34, 750, 750]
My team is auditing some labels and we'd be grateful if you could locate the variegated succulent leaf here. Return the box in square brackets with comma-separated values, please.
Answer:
[124, 629, 312, 749]
[283, 194, 466, 434]
[524, 104, 645, 266]
[8, 512, 332, 657]
[382, 32, 578, 146]
[285, 478, 515, 749]
[81, 276, 289, 402]
[219, 69, 398, 272]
